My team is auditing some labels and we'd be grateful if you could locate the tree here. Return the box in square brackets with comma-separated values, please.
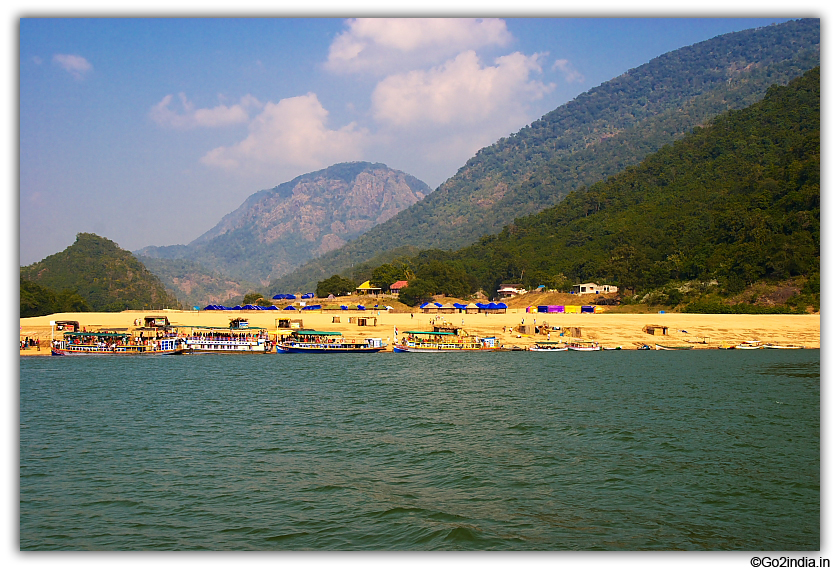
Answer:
[243, 292, 264, 305]
[370, 263, 413, 290]
[398, 279, 436, 307]
[316, 275, 357, 298]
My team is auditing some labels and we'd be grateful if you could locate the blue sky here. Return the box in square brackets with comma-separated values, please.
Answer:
[17, 13, 806, 266]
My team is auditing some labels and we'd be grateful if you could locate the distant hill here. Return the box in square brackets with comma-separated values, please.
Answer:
[135, 255, 262, 308]
[136, 162, 431, 291]
[271, 18, 820, 293]
[20, 233, 182, 313]
[395, 67, 821, 311]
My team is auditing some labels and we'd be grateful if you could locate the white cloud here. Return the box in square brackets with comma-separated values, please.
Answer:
[200, 93, 368, 175]
[52, 54, 92, 80]
[325, 18, 513, 74]
[150, 93, 261, 129]
[553, 59, 585, 83]
[371, 50, 554, 128]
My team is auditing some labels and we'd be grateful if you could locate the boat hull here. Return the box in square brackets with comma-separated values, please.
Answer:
[655, 344, 694, 350]
[278, 344, 384, 353]
[393, 344, 484, 353]
[51, 347, 185, 356]
[184, 340, 269, 353]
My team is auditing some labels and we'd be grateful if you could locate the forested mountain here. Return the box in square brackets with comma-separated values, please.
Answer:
[378, 67, 820, 311]
[136, 162, 430, 292]
[272, 18, 819, 293]
[20, 233, 182, 314]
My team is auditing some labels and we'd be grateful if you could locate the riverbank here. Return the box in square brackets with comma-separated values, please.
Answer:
[19, 309, 821, 355]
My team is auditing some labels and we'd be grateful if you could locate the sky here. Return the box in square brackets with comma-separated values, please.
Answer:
[15, 10, 814, 267]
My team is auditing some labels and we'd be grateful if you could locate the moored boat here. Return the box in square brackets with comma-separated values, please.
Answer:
[182, 326, 271, 353]
[735, 340, 763, 350]
[567, 341, 602, 352]
[51, 331, 185, 356]
[277, 330, 385, 353]
[393, 328, 497, 352]
[655, 343, 695, 350]
[528, 342, 568, 352]
[762, 344, 805, 349]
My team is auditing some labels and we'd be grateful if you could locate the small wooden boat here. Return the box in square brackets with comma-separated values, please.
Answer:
[277, 330, 385, 353]
[567, 341, 602, 352]
[529, 342, 568, 352]
[762, 344, 805, 349]
[654, 343, 695, 350]
[735, 340, 763, 350]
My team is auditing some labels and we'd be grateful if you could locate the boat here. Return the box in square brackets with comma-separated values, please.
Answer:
[762, 344, 805, 349]
[277, 330, 386, 353]
[529, 341, 568, 352]
[51, 331, 185, 356]
[654, 343, 695, 350]
[393, 329, 497, 352]
[182, 326, 271, 353]
[567, 341, 602, 352]
[735, 340, 763, 350]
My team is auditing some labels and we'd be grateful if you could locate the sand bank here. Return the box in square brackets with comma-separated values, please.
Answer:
[19, 308, 820, 355]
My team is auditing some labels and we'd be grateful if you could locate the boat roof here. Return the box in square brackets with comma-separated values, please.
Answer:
[182, 325, 266, 331]
[405, 330, 456, 335]
[65, 331, 129, 338]
[293, 330, 342, 336]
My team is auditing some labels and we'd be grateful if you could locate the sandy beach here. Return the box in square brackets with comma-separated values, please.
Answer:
[19, 307, 820, 355]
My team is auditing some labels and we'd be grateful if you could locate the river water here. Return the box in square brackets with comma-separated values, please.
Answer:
[20, 349, 819, 550]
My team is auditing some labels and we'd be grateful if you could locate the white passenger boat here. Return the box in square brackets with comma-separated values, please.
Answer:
[182, 326, 271, 353]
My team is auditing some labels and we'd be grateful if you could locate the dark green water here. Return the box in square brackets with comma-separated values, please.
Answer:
[20, 350, 819, 550]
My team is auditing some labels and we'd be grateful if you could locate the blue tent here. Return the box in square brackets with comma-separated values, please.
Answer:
[357, 305, 366, 310]
[283, 305, 297, 311]
[301, 293, 315, 299]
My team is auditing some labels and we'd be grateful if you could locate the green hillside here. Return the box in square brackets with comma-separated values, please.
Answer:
[20, 233, 183, 314]
[272, 18, 819, 293]
[378, 67, 820, 311]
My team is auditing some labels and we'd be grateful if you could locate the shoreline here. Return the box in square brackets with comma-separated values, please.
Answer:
[20, 309, 821, 355]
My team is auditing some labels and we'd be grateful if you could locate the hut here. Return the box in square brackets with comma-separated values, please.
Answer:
[143, 316, 171, 328]
[438, 303, 457, 314]
[516, 324, 538, 335]
[561, 326, 583, 338]
[356, 280, 381, 296]
[276, 318, 303, 329]
[643, 324, 669, 336]
[390, 280, 408, 295]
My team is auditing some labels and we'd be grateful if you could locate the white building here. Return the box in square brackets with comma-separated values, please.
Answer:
[497, 283, 527, 298]
[572, 283, 618, 295]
